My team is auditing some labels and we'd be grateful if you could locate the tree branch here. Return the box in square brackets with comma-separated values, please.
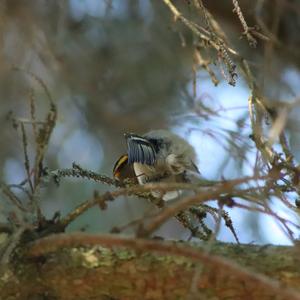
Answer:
[1, 233, 298, 300]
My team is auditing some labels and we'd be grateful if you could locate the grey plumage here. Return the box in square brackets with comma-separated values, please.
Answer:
[125, 130, 200, 201]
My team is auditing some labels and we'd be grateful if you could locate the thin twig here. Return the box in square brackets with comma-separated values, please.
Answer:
[60, 176, 261, 229]
[51, 163, 121, 187]
[29, 88, 38, 140]
[163, 0, 237, 85]
[20, 123, 34, 194]
[232, 0, 257, 47]
[0, 182, 27, 212]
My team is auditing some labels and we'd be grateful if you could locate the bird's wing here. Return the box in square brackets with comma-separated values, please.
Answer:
[125, 133, 156, 165]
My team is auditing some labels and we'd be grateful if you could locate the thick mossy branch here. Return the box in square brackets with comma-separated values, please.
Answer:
[1, 233, 300, 300]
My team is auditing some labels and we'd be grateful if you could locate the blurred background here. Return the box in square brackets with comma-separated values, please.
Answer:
[0, 0, 299, 244]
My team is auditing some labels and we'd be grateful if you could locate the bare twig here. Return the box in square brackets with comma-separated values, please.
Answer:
[0, 182, 27, 212]
[60, 177, 255, 228]
[1, 225, 31, 264]
[29, 88, 38, 140]
[232, 0, 258, 47]
[162, 0, 237, 85]
[20, 123, 34, 194]
[194, 49, 219, 86]
[50, 163, 121, 187]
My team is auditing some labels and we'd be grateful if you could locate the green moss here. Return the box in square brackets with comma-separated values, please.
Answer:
[114, 249, 136, 260]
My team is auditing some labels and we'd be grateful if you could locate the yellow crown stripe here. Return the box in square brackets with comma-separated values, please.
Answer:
[113, 154, 128, 175]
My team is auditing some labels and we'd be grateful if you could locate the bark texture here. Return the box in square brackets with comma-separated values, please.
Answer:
[1, 233, 300, 300]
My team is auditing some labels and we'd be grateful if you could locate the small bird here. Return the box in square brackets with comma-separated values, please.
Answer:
[113, 129, 199, 200]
